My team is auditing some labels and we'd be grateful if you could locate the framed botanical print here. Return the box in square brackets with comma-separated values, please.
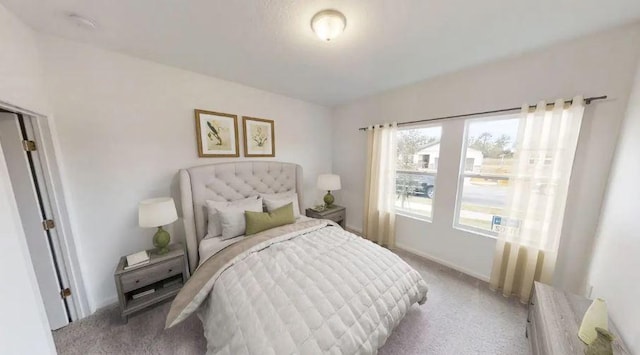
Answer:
[194, 109, 239, 157]
[243, 116, 275, 157]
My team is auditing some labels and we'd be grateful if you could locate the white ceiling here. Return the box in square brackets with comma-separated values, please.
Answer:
[3, 0, 640, 106]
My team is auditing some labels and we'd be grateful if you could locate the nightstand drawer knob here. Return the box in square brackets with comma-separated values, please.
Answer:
[168, 269, 173, 273]
[135, 280, 139, 284]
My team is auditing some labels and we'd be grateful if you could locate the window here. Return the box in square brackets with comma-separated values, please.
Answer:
[395, 125, 442, 220]
[454, 115, 520, 234]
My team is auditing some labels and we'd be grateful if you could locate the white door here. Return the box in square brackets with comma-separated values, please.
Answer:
[0, 112, 70, 329]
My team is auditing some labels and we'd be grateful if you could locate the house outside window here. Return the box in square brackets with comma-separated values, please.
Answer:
[395, 126, 442, 220]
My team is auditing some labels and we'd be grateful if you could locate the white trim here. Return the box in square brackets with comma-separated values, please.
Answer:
[345, 226, 362, 236]
[30, 116, 90, 319]
[0, 101, 89, 319]
[0, 99, 45, 118]
[346, 225, 362, 234]
[395, 242, 490, 282]
[395, 209, 433, 223]
[452, 112, 518, 238]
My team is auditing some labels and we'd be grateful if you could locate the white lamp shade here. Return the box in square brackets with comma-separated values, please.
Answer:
[138, 197, 178, 228]
[317, 174, 341, 191]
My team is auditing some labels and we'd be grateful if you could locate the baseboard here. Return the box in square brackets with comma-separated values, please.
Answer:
[395, 243, 490, 282]
[91, 295, 119, 314]
[346, 226, 490, 282]
[345, 225, 362, 236]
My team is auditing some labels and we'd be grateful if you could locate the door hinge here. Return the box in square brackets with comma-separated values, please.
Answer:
[60, 288, 72, 298]
[42, 219, 55, 230]
[22, 140, 36, 152]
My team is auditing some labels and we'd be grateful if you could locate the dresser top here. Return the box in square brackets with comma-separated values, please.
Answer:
[533, 282, 629, 354]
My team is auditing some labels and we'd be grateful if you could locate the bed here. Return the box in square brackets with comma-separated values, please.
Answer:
[167, 161, 428, 354]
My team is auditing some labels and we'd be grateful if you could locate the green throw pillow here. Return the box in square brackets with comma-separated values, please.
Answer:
[245, 202, 295, 235]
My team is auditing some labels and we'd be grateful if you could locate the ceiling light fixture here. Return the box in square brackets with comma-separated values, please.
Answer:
[67, 13, 97, 30]
[310, 9, 346, 42]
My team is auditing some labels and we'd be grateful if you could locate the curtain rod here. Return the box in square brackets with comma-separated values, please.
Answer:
[358, 95, 607, 131]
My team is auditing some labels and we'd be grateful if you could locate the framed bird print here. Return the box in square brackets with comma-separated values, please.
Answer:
[243, 116, 275, 157]
[194, 109, 239, 157]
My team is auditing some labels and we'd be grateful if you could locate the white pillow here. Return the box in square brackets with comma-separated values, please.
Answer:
[262, 193, 301, 218]
[217, 199, 263, 240]
[206, 196, 260, 238]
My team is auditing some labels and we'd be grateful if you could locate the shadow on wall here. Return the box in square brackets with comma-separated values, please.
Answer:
[169, 173, 186, 245]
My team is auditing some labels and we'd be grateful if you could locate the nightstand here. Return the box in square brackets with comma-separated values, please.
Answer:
[306, 205, 346, 228]
[114, 243, 188, 322]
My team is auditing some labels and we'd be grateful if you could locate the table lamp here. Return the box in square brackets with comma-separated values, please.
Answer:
[138, 197, 178, 254]
[317, 174, 341, 208]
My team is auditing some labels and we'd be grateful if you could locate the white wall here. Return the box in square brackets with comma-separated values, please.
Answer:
[587, 59, 640, 353]
[37, 35, 333, 311]
[332, 23, 640, 291]
[0, 3, 48, 114]
[0, 4, 56, 354]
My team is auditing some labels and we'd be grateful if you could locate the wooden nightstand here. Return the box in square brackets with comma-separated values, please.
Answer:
[114, 243, 188, 322]
[306, 205, 346, 228]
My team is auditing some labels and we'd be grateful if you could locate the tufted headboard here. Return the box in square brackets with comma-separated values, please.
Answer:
[179, 161, 303, 272]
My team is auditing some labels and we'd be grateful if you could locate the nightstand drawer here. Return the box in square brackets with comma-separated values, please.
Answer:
[324, 210, 345, 223]
[121, 257, 183, 293]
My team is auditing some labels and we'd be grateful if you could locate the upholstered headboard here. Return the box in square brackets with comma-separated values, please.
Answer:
[179, 161, 303, 272]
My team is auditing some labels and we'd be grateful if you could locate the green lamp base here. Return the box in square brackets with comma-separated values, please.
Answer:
[153, 226, 171, 254]
[323, 190, 335, 208]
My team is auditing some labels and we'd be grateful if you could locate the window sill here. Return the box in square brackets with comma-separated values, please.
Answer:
[395, 210, 432, 223]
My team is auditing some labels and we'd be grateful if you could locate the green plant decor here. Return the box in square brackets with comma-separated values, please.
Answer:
[585, 327, 614, 355]
[153, 226, 171, 254]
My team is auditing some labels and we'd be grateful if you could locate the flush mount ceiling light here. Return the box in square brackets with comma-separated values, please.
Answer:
[311, 9, 347, 42]
[67, 13, 97, 30]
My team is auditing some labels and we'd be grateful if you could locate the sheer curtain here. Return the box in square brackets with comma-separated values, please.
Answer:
[489, 96, 585, 303]
[363, 123, 397, 247]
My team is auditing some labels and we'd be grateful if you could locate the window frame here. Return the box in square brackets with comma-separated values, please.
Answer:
[395, 170, 438, 222]
[394, 123, 442, 222]
[452, 113, 520, 237]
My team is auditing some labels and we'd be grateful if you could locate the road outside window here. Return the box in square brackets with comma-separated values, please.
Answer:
[455, 115, 520, 234]
[395, 125, 442, 220]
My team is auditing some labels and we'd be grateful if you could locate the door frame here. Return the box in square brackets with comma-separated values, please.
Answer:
[1, 99, 89, 320]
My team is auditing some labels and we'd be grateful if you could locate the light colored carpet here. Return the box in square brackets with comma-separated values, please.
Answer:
[53, 249, 530, 354]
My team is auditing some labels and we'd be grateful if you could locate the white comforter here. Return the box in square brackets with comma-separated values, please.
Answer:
[197, 223, 428, 354]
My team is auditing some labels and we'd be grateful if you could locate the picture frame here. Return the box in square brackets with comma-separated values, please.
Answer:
[243, 116, 275, 157]
[194, 109, 240, 157]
